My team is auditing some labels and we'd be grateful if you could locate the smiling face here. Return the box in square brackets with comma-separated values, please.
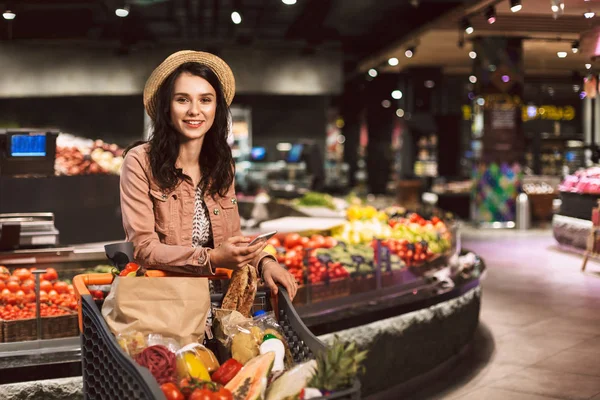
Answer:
[170, 71, 217, 142]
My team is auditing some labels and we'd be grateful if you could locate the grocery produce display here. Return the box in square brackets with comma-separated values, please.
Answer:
[292, 192, 338, 210]
[269, 204, 454, 285]
[54, 136, 124, 176]
[559, 167, 600, 194]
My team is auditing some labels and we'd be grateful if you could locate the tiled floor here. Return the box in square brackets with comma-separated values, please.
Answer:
[410, 228, 600, 400]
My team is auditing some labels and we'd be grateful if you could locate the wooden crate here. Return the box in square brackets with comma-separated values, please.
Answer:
[2, 312, 79, 343]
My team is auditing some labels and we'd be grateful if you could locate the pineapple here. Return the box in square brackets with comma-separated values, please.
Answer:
[308, 336, 368, 392]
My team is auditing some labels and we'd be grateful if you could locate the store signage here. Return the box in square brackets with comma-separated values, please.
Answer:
[462, 104, 575, 122]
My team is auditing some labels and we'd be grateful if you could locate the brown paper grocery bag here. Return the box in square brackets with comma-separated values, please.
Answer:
[101, 276, 210, 345]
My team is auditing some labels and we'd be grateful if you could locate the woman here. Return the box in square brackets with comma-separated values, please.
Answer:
[120, 50, 297, 306]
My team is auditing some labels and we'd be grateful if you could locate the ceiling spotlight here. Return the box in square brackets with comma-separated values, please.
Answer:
[388, 57, 399, 66]
[115, 5, 130, 17]
[586, 63, 592, 69]
[424, 80, 435, 88]
[391, 90, 403, 100]
[557, 51, 568, 58]
[584, 10, 595, 18]
[510, 0, 522, 12]
[396, 109, 405, 118]
[368, 68, 378, 78]
[572, 41, 579, 53]
[469, 75, 477, 83]
[469, 51, 477, 59]
[231, 11, 242, 24]
[461, 17, 474, 35]
[405, 47, 415, 58]
[551, 4, 559, 12]
[381, 100, 392, 109]
[2, 9, 15, 20]
[281, 0, 297, 4]
[485, 6, 496, 24]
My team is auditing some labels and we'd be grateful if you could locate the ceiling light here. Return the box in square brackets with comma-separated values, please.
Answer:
[572, 41, 579, 53]
[368, 68, 378, 78]
[469, 75, 477, 83]
[396, 109, 405, 118]
[391, 90, 403, 99]
[469, 51, 477, 59]
[551, 4, 559, 12]
[573, 85, 581, 92]
[586, 63, 592, 69]
[388, 57, 399, 66]
[424, 80, 435, 88]
[2, 10, 15, 20]
[485, 6, 496, 24]
[381, 100, 392, 108]
[584, 10, 595, 18]
[461, 18, 474, 35]
[501, 75, 510, 83]
[557, 51, 568, 58]
[560, 1, 565, 10]
[231, 11, 242, 24]
[405, 47, 415, 58]
[281, 0, 297, 4]
[115, 5, 130, 17]
[510, 0, 522, 12]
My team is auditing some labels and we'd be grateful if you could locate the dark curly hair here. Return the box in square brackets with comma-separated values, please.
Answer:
[128, 62, 234, 197]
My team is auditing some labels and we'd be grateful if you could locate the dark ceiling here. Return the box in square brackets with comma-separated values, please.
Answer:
[0, 0, 467, 60]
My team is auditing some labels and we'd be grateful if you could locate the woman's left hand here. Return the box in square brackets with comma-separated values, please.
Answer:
[262, 260, 298, 300]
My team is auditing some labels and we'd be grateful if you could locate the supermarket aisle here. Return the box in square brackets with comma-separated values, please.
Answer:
[413, 228, 600, 400]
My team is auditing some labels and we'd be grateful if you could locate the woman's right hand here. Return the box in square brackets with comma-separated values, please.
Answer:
[210, 236, 267, 270]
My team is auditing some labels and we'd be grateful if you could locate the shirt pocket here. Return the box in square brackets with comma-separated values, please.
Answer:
[149, 188, 172, 235]
[218, 195, 239, 235]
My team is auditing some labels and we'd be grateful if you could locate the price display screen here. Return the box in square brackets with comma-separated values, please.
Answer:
[10, 134, 47, 157]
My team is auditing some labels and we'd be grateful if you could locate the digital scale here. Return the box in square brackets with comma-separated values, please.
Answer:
[0, 129, 58, 176]
[0, 213, 60, 250]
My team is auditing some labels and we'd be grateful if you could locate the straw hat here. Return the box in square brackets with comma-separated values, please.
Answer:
[143, 50, 235, 120]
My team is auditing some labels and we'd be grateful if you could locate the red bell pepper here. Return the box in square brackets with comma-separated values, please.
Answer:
[211, 359, 243, 385]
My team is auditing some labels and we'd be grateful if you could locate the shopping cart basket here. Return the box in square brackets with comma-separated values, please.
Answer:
[73, 248, 360, 400]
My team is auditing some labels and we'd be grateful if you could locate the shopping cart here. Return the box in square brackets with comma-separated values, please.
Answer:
[73, 243, 360, 400]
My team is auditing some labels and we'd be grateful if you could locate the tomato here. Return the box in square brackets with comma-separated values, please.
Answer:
[284, 233, 301, 249]
[53, 281, 68, 294]
[25, 292, 36, 303]
[189, 388, 215, 400]
[13, 268, 32, 282]
[0, 266, 10, 281]
[300, 236, 309, 247]
[6, 281, 20, 293]
[160, 383, 184, 400]
[311, 235, 326, 248]
[42, 268, 58, 282]
[67, 284, 75, 294]
[6, 276, 20, 285]
[39, 290, 49, 303]
[324, 237, 338, 248]
[48, 290, 58, 300]
[40, 280, 52, 292]
[0, 281, 4, 291]
[20, 279, 34, 294]
[266, 237, 281, 247]
[213, 387, 233, 400]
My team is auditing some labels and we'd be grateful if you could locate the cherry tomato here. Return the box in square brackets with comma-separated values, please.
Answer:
[160, 383, 184, 400]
